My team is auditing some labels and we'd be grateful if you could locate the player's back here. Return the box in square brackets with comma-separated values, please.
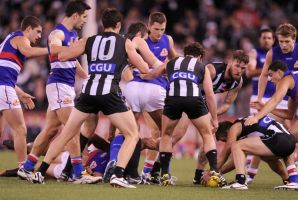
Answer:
[82, 32, 127, 95]
[166, 56, 205, 97]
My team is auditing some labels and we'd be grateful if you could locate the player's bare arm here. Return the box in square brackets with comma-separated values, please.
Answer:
[167, 35, 179, 59]
[218, 122, 242, 169]
[13, 36, 47, 57]
[271, 99, 298, 120]
[58, 38, 87, 61]
[203, 67, 218, 130]
[139, 63, 166, 80]
[126, 39, 149, 74]
[48, 30, 66, 54]
[205, 63, 216, 80]
[75, 61, 88, 79]
[135, 37, 163, 68]
[246, 49, 261, 78]
[217, 80, 242, 115]
[246, 76, 293, 125]
[257, 49, 272, 101]
[15, 86, 35, 110]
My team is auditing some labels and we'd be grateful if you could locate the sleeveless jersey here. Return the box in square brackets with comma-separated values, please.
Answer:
[82, 32, 128, 95]
[166, 56, 205, 97]
[286, 71, 298, 102]
[47, 24, 78, 87]
[252, 48, 276, 97]
[0, 31, 26, 87]
[201, 63, 241, 96]
[131, 34, 170, 89]
[235, 116, 291, 140]
[272, 43, 298, 71]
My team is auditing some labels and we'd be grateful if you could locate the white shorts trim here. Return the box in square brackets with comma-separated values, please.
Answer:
[46, 83, 75, 111]
[0, 85, 21, 111]
[123, 81, 166, 112]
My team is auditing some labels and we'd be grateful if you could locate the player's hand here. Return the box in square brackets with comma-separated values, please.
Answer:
[139, 73, 151, 80]
[200, 170, 210, 186]
[244, 115, 258, 126]
[19, 92, 35, 110]
[211, 118, 218, 133]
[69, 38, 84, 48]
[141, 137, 158, 150]
[250, 101, 264, 111]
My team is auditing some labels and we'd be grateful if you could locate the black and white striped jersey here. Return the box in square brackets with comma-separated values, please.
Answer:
[82, 32, 128, 95]
[235, 116, 291, 140]
[210, 62, 241, 94]
[166, 56, 205, 97]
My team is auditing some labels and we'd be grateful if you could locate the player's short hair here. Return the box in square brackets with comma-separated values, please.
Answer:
[268, 60, 288, 72]
[232, 50, 249, 65]
[125, 22, 148, 40]
[184, 42, 205, 58]
[259, 27, 274, 38]
[21, 16, 41, 31]
[215, 121, 234, 141]
[149, 12, 167, 25]
[65, 0, 91, 17]
[276, 23, 297, 40]
[102, 8, 123, 29]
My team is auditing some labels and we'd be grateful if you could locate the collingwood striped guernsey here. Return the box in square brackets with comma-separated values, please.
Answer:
[166, 56, 205, 97]
[209, 63, 241, 94]
[82, 32, 128, 95]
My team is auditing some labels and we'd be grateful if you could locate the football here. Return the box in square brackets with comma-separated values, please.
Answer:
[207, 175, 221, 187]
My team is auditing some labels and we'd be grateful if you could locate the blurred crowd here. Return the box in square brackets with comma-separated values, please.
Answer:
[0, 0, 297, 113]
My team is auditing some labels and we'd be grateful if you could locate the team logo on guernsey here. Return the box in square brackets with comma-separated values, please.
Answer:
[88, 160, 97, 170]
[169, 71, 198, 82]
[260, 58, 266, 63]
[89, 63, 116, 73]
[294, 60, 298, 68]
[160, 48, 168, 57]
[259, 116, 272, 127]
[63, 97, 73, 104]
[9, 99, 20, 106]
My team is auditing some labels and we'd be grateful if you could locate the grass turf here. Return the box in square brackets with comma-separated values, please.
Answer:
[0, 151, 297, 200]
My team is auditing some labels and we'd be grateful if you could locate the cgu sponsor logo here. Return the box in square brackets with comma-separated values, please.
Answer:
[89, 63, 116, 73]
[259, 116, 272, 127]
[169, 71, 198, 82]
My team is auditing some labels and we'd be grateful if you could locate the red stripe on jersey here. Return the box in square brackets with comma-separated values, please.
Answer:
[0, 52, 23, 68]
[295, 93, 298, 102]
[49, 54, 58, 62]
[85, 150, 100, 167]
[288, 168, 298, 175]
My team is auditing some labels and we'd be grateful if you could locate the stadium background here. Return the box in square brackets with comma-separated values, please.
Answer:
[0, 0, 298, 157]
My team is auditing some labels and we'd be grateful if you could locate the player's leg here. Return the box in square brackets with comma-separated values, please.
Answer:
[18, 108, 61, 179]
[191, 114, 217, 171]
[246, 155, 261, 184]
[142, 111, 161, 181]
[224, 137, 274, 189]
[159, 114, 179, 186]
[3, 108, 27, 167]
[33, 108, 92, 184]
[107, 110, 139, 188]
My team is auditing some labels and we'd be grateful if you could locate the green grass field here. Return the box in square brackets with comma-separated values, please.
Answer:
[0, 151, 297, 200]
